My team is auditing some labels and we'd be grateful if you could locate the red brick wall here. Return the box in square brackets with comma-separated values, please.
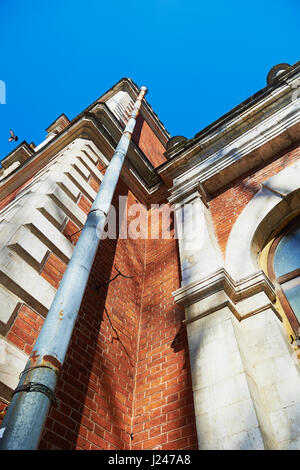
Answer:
[131, 208, 198, 450]
[37, 179, 146, 450]
[1, 151, 198, 450]
[132, 115, 167, 167]
[37, 199, 197, 450]
[3, 188, 197, 450]
[210, 142, 300, 256]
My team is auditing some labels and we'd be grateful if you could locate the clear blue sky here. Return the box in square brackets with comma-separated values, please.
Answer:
[0, 0, 299, 162]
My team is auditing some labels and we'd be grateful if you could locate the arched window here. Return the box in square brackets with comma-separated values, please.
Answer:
[268, 217, 300, 332]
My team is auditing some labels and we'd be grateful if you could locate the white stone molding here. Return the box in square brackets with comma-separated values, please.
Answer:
[106, 90, 134, 127]
[158, 67, 300, 196]
[173, 268, 277, 322]
[65, 166, 97, 202]
[0, 287, 21, 335]
[99, 77, 170, 148]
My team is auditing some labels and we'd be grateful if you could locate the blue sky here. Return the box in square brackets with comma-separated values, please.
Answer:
[0, 0, 299, 162]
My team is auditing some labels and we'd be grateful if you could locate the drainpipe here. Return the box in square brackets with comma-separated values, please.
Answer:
[0, 85, 148, 450]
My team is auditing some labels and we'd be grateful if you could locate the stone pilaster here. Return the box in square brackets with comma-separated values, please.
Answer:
[170, 180, 300, 449]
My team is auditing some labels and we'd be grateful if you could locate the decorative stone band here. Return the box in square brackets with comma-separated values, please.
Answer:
[172, 268, 278, 324]
[168, 181, 209, 208]
[160, 68, 300, 198]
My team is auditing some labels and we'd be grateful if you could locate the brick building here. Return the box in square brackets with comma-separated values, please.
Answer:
[1, 61, 300, 450]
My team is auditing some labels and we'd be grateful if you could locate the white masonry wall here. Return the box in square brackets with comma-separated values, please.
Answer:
[0, 138, 107, 401]
[186, 306, 265, 450]
[172, 174, 300, 449]
[232, 308, 300, 449]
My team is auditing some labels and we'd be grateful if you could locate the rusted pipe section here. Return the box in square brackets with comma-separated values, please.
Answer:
[0, 85, 147, 450]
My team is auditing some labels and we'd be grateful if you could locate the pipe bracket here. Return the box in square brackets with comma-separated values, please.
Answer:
[89, 208, 108, 218]
[12, 382, 58, 405]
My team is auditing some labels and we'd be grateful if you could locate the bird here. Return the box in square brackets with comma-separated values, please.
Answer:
[8, 130, 18, 142]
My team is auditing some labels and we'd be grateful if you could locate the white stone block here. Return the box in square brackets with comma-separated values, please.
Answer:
[0, 248, 56, 314]
[277, 380, 300, 408]
[28, 211, 74, 262]
[38, 197, 68, 230]
[49, 184, 87, 227]
[57, 175, 81, 202]
[65, 167, 97, 202]
[0, 337, 27, 391]
[278, 437, 300, 450]
[0, 286, 20, 334]
[286, 403, 300, 441]
[273, 355, 299, 382]
[269, 409, 291, 442]
[82, 145, 99, 164]
[189, 335, 244, 391]
[77, 154, 103, 183]
[72, 159, 91, 180]
[222, 428, 264, 450]
[193, 386, 217, 415]
[222, 399, 259, 436]
[8, 225, 49, 268]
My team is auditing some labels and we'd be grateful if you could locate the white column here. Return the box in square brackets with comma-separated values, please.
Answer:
[170, 188, 266, 449]
[171, 190, 222, 286]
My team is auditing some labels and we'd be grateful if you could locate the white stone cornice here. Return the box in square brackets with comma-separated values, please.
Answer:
[167, 181, 209, 207]
[0, 114, 164, 207]
[158, 71, 300, 195]
[173, 268, 277, 323]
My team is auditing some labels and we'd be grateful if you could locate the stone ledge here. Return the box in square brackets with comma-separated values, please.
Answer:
[7, 225, 49, 271]
[0, 286, 21, 335]
[173, 268, 278, 324]
[26, 210, 74, 263]
[0, 248, 56, 319]
[65, 166, 97, 202]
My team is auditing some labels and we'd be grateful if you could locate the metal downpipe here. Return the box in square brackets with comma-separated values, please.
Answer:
[0, 85, 148, 450]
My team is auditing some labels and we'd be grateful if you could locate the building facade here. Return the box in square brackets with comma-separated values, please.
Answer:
[1, 61, 300, 450]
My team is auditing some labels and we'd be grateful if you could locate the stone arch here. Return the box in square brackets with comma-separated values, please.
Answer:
[225, 160, 300, 280]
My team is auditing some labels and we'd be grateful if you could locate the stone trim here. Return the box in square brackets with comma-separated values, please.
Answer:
[173, 268, 277, 323]
[158, 66, 300, 196]
[0, 139, 106, 336]
[225, 161, 300, 279]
